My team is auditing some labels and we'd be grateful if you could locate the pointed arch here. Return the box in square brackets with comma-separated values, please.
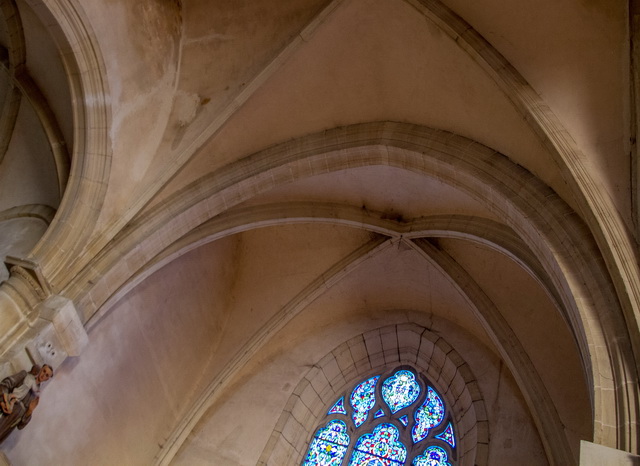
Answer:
[260, 324, 487, 466]
[20, 0, 112, 287]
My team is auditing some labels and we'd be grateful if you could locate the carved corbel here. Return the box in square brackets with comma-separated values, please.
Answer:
[0, 258, 87, 377]
[1, 257, 51, 325]
[0, 295, 88, 380]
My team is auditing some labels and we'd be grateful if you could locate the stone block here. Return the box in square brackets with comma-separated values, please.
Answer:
[348, 336, 368, 363]
[579, 441, 640, 465]
[363, 329, 383, 357]
[333, 343, 354, 374]
[37, 294, 88, 357]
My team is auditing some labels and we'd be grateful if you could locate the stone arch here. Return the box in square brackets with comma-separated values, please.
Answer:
[21, 0, 112, 287]
[258, 323, 488, 466]
[0, 0, 111, 367]
[73, 122, 636, 452]
[88, 205, 562, 327]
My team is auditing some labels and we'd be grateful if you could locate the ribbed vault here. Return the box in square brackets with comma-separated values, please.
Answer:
[66, 122, 634, 464]
[0, 0, 637, 465]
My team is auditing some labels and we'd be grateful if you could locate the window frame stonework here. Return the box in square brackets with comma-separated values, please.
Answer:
[258, 323, 488, 466]
[302, 364, 457, 465]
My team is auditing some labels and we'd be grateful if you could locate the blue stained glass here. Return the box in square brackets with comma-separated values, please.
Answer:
[350, 376, 380, 427]
[412, 446, 451, 466]
[435, 422, 455, 448]
[382, 370, 421, 414]
[412, 387, 445, 443]
[399, 415, 409, 426]
[302, 420, 350, 466]
[374, 409, 385, 419]
[348, 423, 407, 466]
[328, 397, 347, 415]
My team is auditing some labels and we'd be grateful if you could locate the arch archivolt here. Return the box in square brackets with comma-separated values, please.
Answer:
[20, 0, 112, 285]
[257, 324, 488, 466]
[88, 203, 563, 331]
[67, 122, 638, 457]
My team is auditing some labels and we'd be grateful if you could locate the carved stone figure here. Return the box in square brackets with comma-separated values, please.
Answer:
[0, 364, 52, 443]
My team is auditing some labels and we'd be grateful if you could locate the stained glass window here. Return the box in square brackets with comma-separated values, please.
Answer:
[412, 387, 445, 443]
[412, 446, 451, 466]
[350, 375, 379, 427]
[348, 423, 406, 466]
[435, 423, 455, 448]
[302, 367, 457, 465]
[328, 397, 347, 415]
[302, 420, 350, 466]
[382, 370, 421, 413]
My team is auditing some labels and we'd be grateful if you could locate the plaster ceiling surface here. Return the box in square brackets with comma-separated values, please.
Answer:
[272, 237, 490, 346]
[58, 0, 627, 254]
[1, 237, 242, 465]
[441, 0, 630, 221]
[82, 0, 331, 233]
[171, 240, 551, 464]
[156, 216, 586, 463]
[77, 0, 182, 228]
[168, 239, 490, 464]
[438, 238, 592, 444]
[5, 0, 622, 276]
[153, 0, 575, 216]
[239, 165, 499, 222]
[199, 223, 383, 366]
[176, 0, 330, 104]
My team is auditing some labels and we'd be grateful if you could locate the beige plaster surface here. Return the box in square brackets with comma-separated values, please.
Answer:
[78, 0, 181, 232]
[157, 0, 571, 215]
[440, 238, 592, 457]
[2, 237, 238, 465]
[188, 224, 381, 374]
[174, 308, 547, 465]
[244, 166, 499, 222]
[442, 0, 631, 225]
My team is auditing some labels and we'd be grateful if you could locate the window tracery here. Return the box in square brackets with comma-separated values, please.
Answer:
[302, 366, 456, 466]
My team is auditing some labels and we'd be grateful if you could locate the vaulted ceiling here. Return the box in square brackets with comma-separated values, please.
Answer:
[0, 0, 638, 465]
